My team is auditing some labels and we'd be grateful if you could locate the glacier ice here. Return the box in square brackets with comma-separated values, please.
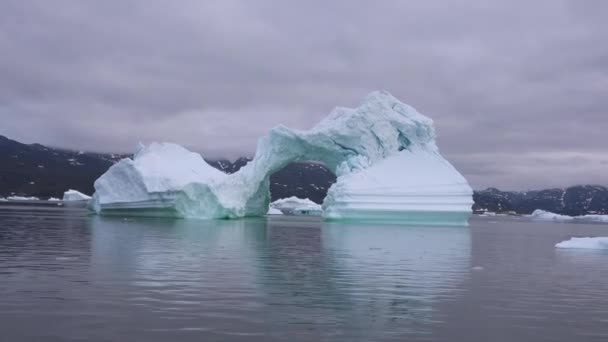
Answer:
[63, 189, 92, 202]
[529, 210, 608, 224]
[266, 207, 283, 215]
[90, 91, 473, 224]
[7, 196, 39, 201]
[556, 237, 608, 250]
[270, 196, 322, 216]
[529, 209, 574, 222]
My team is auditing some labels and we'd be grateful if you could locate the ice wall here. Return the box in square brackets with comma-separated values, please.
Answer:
[91, 91, 473, 224]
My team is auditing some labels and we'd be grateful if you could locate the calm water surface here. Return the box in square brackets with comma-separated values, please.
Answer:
[1, 205, 608, 341]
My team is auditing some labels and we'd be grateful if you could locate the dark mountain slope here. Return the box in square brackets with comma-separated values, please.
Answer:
[0, 135, 124, 198]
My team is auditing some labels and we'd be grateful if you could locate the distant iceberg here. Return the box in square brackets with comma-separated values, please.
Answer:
[90, 91, 473, 224]
[529, 210, 574, 221]
[556, 237, 608, 250]
[48, 197, 61, 202]
[63, 189, 92, 202]
[7, 196, 39, 201]
[529, 210, 608, 224]
[270, 196, 322, 216]
[266, 207, 283, 215]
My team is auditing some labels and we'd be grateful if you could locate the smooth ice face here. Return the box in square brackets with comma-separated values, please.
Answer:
[91, 91, 473, 224]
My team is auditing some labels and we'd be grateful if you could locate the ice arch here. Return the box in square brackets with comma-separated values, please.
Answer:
[90, 91, 473, 225]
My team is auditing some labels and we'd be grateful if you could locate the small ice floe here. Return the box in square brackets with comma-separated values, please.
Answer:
[529, 210, 608, 224]
[266, 207, 283, 215]
[7, 196, 39, 201]
[62, 189, 92, 202]
[555, 237, 608, 250]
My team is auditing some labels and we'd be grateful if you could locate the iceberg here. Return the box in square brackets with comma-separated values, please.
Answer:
[91, 91, 473, 224]
[270, 196, 322, 216]
[266, 207, 283, 215]
[529, 209, 574, 222]
[529, 210, 608, 224]
[7, 196, 39, 201]
[48, 197, 61, 202]
[63, 189, 92, 202]
[555, 237, 608, 250]
[580, 214, 608, 223]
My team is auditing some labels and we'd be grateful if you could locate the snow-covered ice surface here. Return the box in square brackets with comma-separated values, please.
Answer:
[91, 91, 473, 224]
[529, 210, 608, 224]
[63, 189, 92, 202]
[270, 196, 322, 216]
[555, 237, 608, 250]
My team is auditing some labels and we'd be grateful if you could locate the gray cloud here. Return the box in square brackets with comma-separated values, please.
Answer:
[0, 0, 606, 189]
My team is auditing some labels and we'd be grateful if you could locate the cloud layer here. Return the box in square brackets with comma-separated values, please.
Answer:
[1, 0, 606, 189]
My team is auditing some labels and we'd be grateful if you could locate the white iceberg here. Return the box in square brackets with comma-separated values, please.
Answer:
[529, 210, 608, 224]
[266, 207, 283, 215]
[62, 189, 92, 202]
[91, 91, 473, 224]
[529, 209, 574, 221]
[48, 197, 61, 202]
[90, 143, 226, 216]
[579, 215, 608, 223]
[270, 196, 322, 216]
[555, 237, 608, 250]
[7, 196, 39, 201]
[0, 197, 7, 202]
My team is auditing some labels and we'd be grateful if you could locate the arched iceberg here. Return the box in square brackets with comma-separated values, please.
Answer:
[90, 91, 473, 224]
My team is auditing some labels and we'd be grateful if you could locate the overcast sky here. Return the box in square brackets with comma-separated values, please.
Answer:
[1, 0, 606, 190]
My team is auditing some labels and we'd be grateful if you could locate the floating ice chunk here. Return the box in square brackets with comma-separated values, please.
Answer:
[579, 215, 608, 223]
[529, 210, 574, 221]
[7, 196, 39, 201]
[270, 196, 322, 216]
[266, 207, 283, 215]
[91, 91, 473, 224]
[529, 210, 608, 224]
[63, 189, 92, 202]
[48, 197, 61, 202]
[555, 237, 608, 250]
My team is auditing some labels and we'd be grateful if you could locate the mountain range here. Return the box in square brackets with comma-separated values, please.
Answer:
[1, 135, 606, 215]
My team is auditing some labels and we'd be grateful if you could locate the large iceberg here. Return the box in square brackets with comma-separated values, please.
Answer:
[90, 91, 473, 224]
